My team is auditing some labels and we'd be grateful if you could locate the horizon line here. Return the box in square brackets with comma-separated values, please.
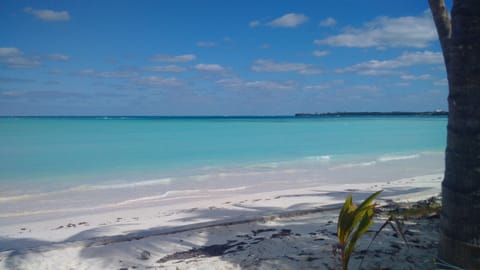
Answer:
[0, 110, 448, 118]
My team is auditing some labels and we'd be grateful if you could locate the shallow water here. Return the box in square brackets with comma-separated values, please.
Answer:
[0, 116, 446, 222]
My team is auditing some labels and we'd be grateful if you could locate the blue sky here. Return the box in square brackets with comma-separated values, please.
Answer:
[0, 0, 450, 115]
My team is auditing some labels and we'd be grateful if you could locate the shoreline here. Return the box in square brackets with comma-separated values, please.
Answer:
[0, 151, 443, 223]
[0, 173, 442, 250]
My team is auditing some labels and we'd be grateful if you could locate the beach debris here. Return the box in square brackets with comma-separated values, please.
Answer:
[18, 227, 31, 233]
[139, 250, 151, 260]
[357, 215, 409, 270]
[235, 234, 252, 240]
[251, 228, 276, 236]
[156, 240, 246, 263]
[383, 196, 441, 219]
[271, 229, 292, 239]
[53, 222, 88, 230]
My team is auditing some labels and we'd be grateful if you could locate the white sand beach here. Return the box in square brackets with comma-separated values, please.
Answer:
[0, 173, 442, 269]
[0, 0, 456, 267]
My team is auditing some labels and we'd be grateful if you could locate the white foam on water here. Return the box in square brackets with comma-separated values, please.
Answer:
[0, 178, 173, 202]
[83, 177, 173, 190]
[377, 154, 420, 162]
[330, 161, 377, 170]
[304, 155, 331, 161]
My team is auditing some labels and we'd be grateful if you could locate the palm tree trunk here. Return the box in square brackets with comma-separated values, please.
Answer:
[429, 0, 480, 268]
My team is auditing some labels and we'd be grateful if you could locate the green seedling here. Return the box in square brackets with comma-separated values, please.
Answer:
[336, 190, 382, 270]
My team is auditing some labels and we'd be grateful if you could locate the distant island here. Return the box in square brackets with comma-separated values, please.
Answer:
[295, 111, 448, 117]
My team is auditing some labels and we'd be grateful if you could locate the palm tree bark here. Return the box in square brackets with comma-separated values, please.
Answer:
[429, 0, 480, 268]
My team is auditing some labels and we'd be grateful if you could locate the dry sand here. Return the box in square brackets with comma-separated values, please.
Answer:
[0, 174, 442, 269]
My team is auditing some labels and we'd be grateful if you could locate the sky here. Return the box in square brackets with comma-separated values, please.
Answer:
[0, 0, 451, 116]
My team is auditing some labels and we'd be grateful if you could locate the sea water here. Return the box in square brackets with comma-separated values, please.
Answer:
[0, 116, 447, 222]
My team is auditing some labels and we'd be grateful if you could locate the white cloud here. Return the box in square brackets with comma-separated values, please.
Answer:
[96, 72, 135, 78]
[133, 76, 184, 88]
[245, 80, 295, 90]
[0, 48, 69, 68]
[400, 74, 431, 80]
[433, 78, 448, 86]
[0, 47, 22, 57]
[2, 57, 40, 68]
[1, 90, 85, 99]
[354, 85, 380, 91]
[216, 77, 295, 91]
[312, 50, 329, 57]
[216, 78, 244, 88]
[47, 54, 69, 61]
[304, 84, 330, 90]
[24, 7, 70, 22]
[249, 20, 260, 27]
[194, 64, 226, 72]
[356, 69, 401, 76]
[150, 54, 196, 62]
[196, 41, 216, 47]
[251, 59, 321, 74]
[260, 44, 271, 49]
[394, 51, 443, 65]
[0, 47, 40, 68]
[252, 59, 309, 72]
[267, 13, 308, 28]
[143, 65, 187, 72]
[80, 69, 136, 78]
[0, 76, 34, 83]
[298, 69, 323, 75]
[319, 17, 336, 27]
[314, 13, 436, 48]
[252, 59, 307, 72]
[0, 90, 23, 97]
[338, 51, 443, 75]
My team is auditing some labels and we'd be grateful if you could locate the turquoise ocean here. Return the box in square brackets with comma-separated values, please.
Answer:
[0, 116, 446, 222]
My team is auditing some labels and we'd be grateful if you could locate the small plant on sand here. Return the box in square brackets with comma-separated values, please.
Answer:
[335, 190, 382, 270]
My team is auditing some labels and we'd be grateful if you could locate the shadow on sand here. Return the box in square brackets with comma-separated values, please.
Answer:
[2, 186, 439, 269]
